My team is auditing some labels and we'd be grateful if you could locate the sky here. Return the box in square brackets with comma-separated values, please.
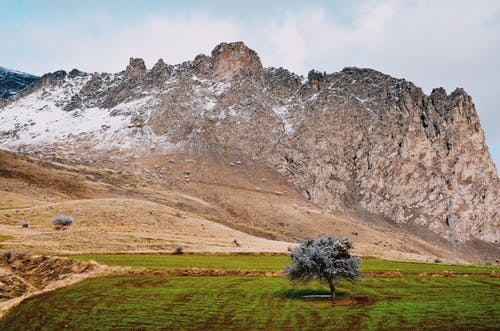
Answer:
[1, 0, 499, 171]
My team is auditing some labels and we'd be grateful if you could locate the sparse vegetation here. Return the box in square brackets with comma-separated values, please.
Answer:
[51, 215, 74, 228]
[284, 236, 361, 301]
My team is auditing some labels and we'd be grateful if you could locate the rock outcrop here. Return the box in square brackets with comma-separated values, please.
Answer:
[192, 41, 264, 83]
[0, 41, 498, 246]
[210, 42, 264, 83]
[125, 57, 147, 80]
[146, 59, 171, 85]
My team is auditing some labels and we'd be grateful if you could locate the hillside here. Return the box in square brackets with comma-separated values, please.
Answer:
[0, 149, 496, 263]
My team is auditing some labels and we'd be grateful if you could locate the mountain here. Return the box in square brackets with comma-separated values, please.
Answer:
[0, 66, 39, 100]
[0, 41, 498, 260]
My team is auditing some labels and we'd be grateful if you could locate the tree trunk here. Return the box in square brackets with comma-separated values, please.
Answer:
[327, 279, 336, 301]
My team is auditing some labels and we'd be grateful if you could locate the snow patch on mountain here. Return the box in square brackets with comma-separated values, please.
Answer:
[192, 77, 231, 97]
[272, 105, 294, 135]
[0, 75, 171, 155]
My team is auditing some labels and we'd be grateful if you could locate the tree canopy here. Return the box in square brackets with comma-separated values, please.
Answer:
[284, 236, 361, 300]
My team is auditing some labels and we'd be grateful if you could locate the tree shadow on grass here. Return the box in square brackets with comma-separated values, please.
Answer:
[280, 288, 374, 307]
[280, 288, 348, 301]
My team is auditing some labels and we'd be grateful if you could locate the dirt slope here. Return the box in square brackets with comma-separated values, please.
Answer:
[0, 251, 102, 317]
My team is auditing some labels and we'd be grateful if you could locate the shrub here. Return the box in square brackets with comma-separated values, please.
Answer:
[52, 215, 74, 228]
[3, 251, 12, 264]
[174, 244, 183, 255]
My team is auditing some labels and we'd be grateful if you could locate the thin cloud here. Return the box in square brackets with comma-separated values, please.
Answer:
[15, 15, 242, 73]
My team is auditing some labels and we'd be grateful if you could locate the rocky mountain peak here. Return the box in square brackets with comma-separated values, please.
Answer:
[35, 70, 68, 88]
[209, 41, 264, 83]
[68, 68, 87, 78]
[125, 57, 147, 79]
[146, 58, 171, 84]
[307, 70, 326, 91]
[430, 87, 448, 117]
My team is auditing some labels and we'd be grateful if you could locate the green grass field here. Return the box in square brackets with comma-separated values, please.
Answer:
[69, 253, 291, 272]
[2, 255, 498, 330]
[1, 275, 498, 330]
[69, 253, 498, 274]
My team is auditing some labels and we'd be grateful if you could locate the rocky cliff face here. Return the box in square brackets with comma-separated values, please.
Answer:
[0, 42, 498, 245]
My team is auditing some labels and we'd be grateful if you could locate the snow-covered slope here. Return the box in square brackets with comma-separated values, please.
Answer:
[0, 69, 177, 160]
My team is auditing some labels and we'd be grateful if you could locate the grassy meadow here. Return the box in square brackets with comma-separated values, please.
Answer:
[69, 253, 291, 272]
[69, 253, 498, 274]
[1, 255, 498, 330]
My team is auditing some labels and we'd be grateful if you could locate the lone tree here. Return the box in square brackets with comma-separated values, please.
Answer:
[284, 236, 361, 301]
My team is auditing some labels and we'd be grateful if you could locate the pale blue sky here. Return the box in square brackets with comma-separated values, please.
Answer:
[1, 0, 355, 25]
[1, 0, 499, 171]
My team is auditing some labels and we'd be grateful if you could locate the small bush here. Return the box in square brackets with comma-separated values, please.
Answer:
[174, 244, 183, 255]
[52, 215, 74, 228]
[3, 251, 12, 264]
[21, 221, 29, 228]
